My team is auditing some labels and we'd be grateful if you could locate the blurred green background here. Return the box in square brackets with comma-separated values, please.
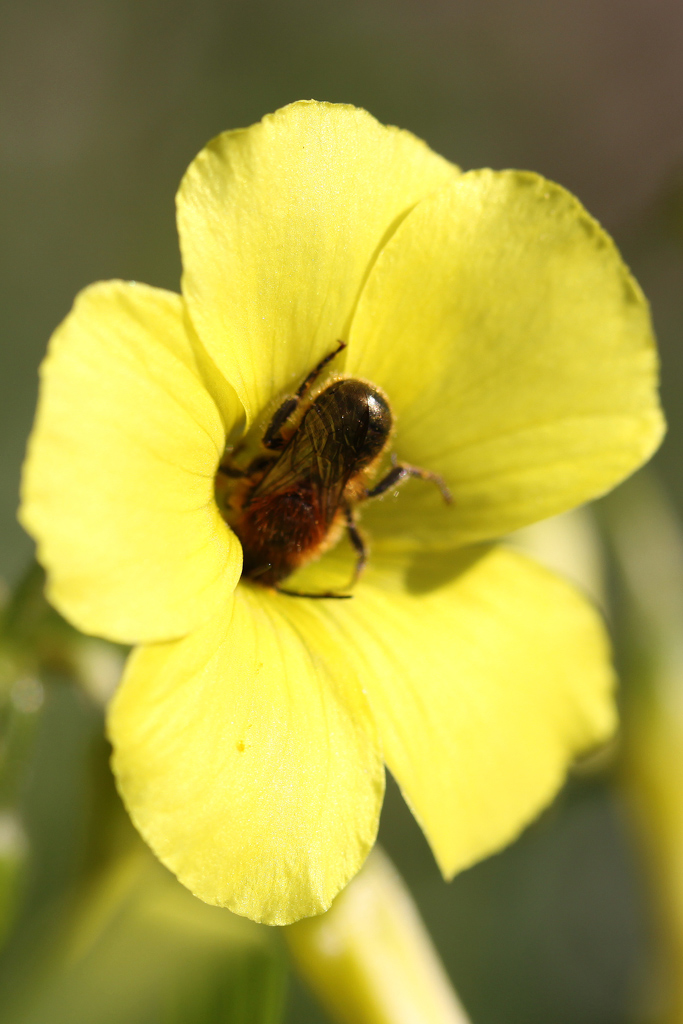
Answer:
[1, 1, 683, 1022]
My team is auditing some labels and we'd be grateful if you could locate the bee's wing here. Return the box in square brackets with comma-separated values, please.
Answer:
[251, 418, 351, 518]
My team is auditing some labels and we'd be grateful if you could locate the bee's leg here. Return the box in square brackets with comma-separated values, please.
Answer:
[294, 339, 347, 401]
[261, 397, 299, 451]
[344, 503, 368, 586]
[366, 456, 453, 504]
[275, 587, 352, 599]
[263, 340, 347, 451]
[216, 463, 247, 478]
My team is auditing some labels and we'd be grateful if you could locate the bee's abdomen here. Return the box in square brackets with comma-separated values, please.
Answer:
[236, 487, 331, 586]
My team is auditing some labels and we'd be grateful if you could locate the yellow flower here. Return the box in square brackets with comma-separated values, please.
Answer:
[20, 101, 663, 925]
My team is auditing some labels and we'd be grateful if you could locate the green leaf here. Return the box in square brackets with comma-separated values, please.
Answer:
[0, 811, 27, 949]
[1, 846, 287, 1024]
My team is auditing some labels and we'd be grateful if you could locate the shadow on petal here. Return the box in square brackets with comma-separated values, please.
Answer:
[404, 544, 493, 595]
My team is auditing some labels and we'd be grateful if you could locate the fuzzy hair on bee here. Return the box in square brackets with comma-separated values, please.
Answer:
[216, 342, 451, 598]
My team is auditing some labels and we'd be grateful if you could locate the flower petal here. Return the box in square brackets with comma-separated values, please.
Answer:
[108, 583, 384, 926]
[177, 100, 457, 423]
[347, 170, 665, 549]
[20, 281, 241, 644]
[313, 545, 616, 879]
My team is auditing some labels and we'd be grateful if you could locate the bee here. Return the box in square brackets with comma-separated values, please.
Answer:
[216, 341, 451, 598]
